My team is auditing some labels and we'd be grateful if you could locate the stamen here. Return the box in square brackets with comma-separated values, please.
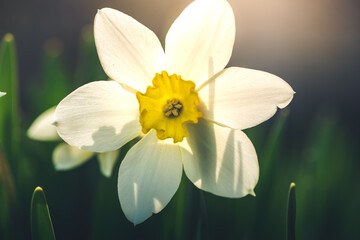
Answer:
[163, 98, 183, 118]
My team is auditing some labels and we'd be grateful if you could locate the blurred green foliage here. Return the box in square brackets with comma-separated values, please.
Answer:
[0, 29, 359, 240]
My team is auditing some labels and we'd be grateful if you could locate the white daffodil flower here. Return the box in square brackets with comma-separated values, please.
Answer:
[0, 91, 6, 97]
[27, 107, 119, 177]
[55, 0, 294, 224]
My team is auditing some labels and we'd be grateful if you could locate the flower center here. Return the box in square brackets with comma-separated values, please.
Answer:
[163, 99, 183, 118]
[136, 71, 202, 143]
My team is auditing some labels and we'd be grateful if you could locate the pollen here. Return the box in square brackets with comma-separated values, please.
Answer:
[163, 99, 183, 118]
[136, 71, 202, 143]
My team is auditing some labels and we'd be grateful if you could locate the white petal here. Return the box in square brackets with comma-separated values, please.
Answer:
[165, 0, 235, 85]
[95, 8, 165, 93]
[54, 81, 141, 153]
[198, 67, 294, 130]
[97, 150, 120, 178]
[180, 119, 259, 198]
[0, 92, 6, 97]
[53, 143, 95, 170]
[27, 106, 61, 141]
[118, 130, 182, 224]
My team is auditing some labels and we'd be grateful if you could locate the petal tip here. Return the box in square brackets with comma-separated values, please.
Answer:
[278, 91, 295, 109]
[26, 129, 34, 140]
[102, 172, 111, 178]
[249, 189, 256, 197]
[97, 7, 110, 13]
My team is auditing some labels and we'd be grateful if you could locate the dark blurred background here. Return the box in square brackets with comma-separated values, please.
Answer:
[1, 0, 360, 239]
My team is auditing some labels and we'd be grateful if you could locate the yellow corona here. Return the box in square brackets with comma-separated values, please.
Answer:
[136, 71, 202, 143]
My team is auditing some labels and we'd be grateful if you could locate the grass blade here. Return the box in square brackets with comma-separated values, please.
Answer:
[287, 182, 296, 240]
[0, 33, 20, 154]
[31, 187, 56, 240]
[0, 33, 21, 239]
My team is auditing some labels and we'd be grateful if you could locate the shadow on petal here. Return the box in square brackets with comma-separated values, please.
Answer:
[183, 119, 258, 198]
[81, 120, 140, 153]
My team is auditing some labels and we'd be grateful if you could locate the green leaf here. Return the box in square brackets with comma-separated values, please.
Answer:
[195, 190, 209, 240]
[286, 182, 296, 240]
[0, 33, 20, 154]
[0, 34, 18, 237]
[173, 177, 188, 240]
[31, 187, 56, 240]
